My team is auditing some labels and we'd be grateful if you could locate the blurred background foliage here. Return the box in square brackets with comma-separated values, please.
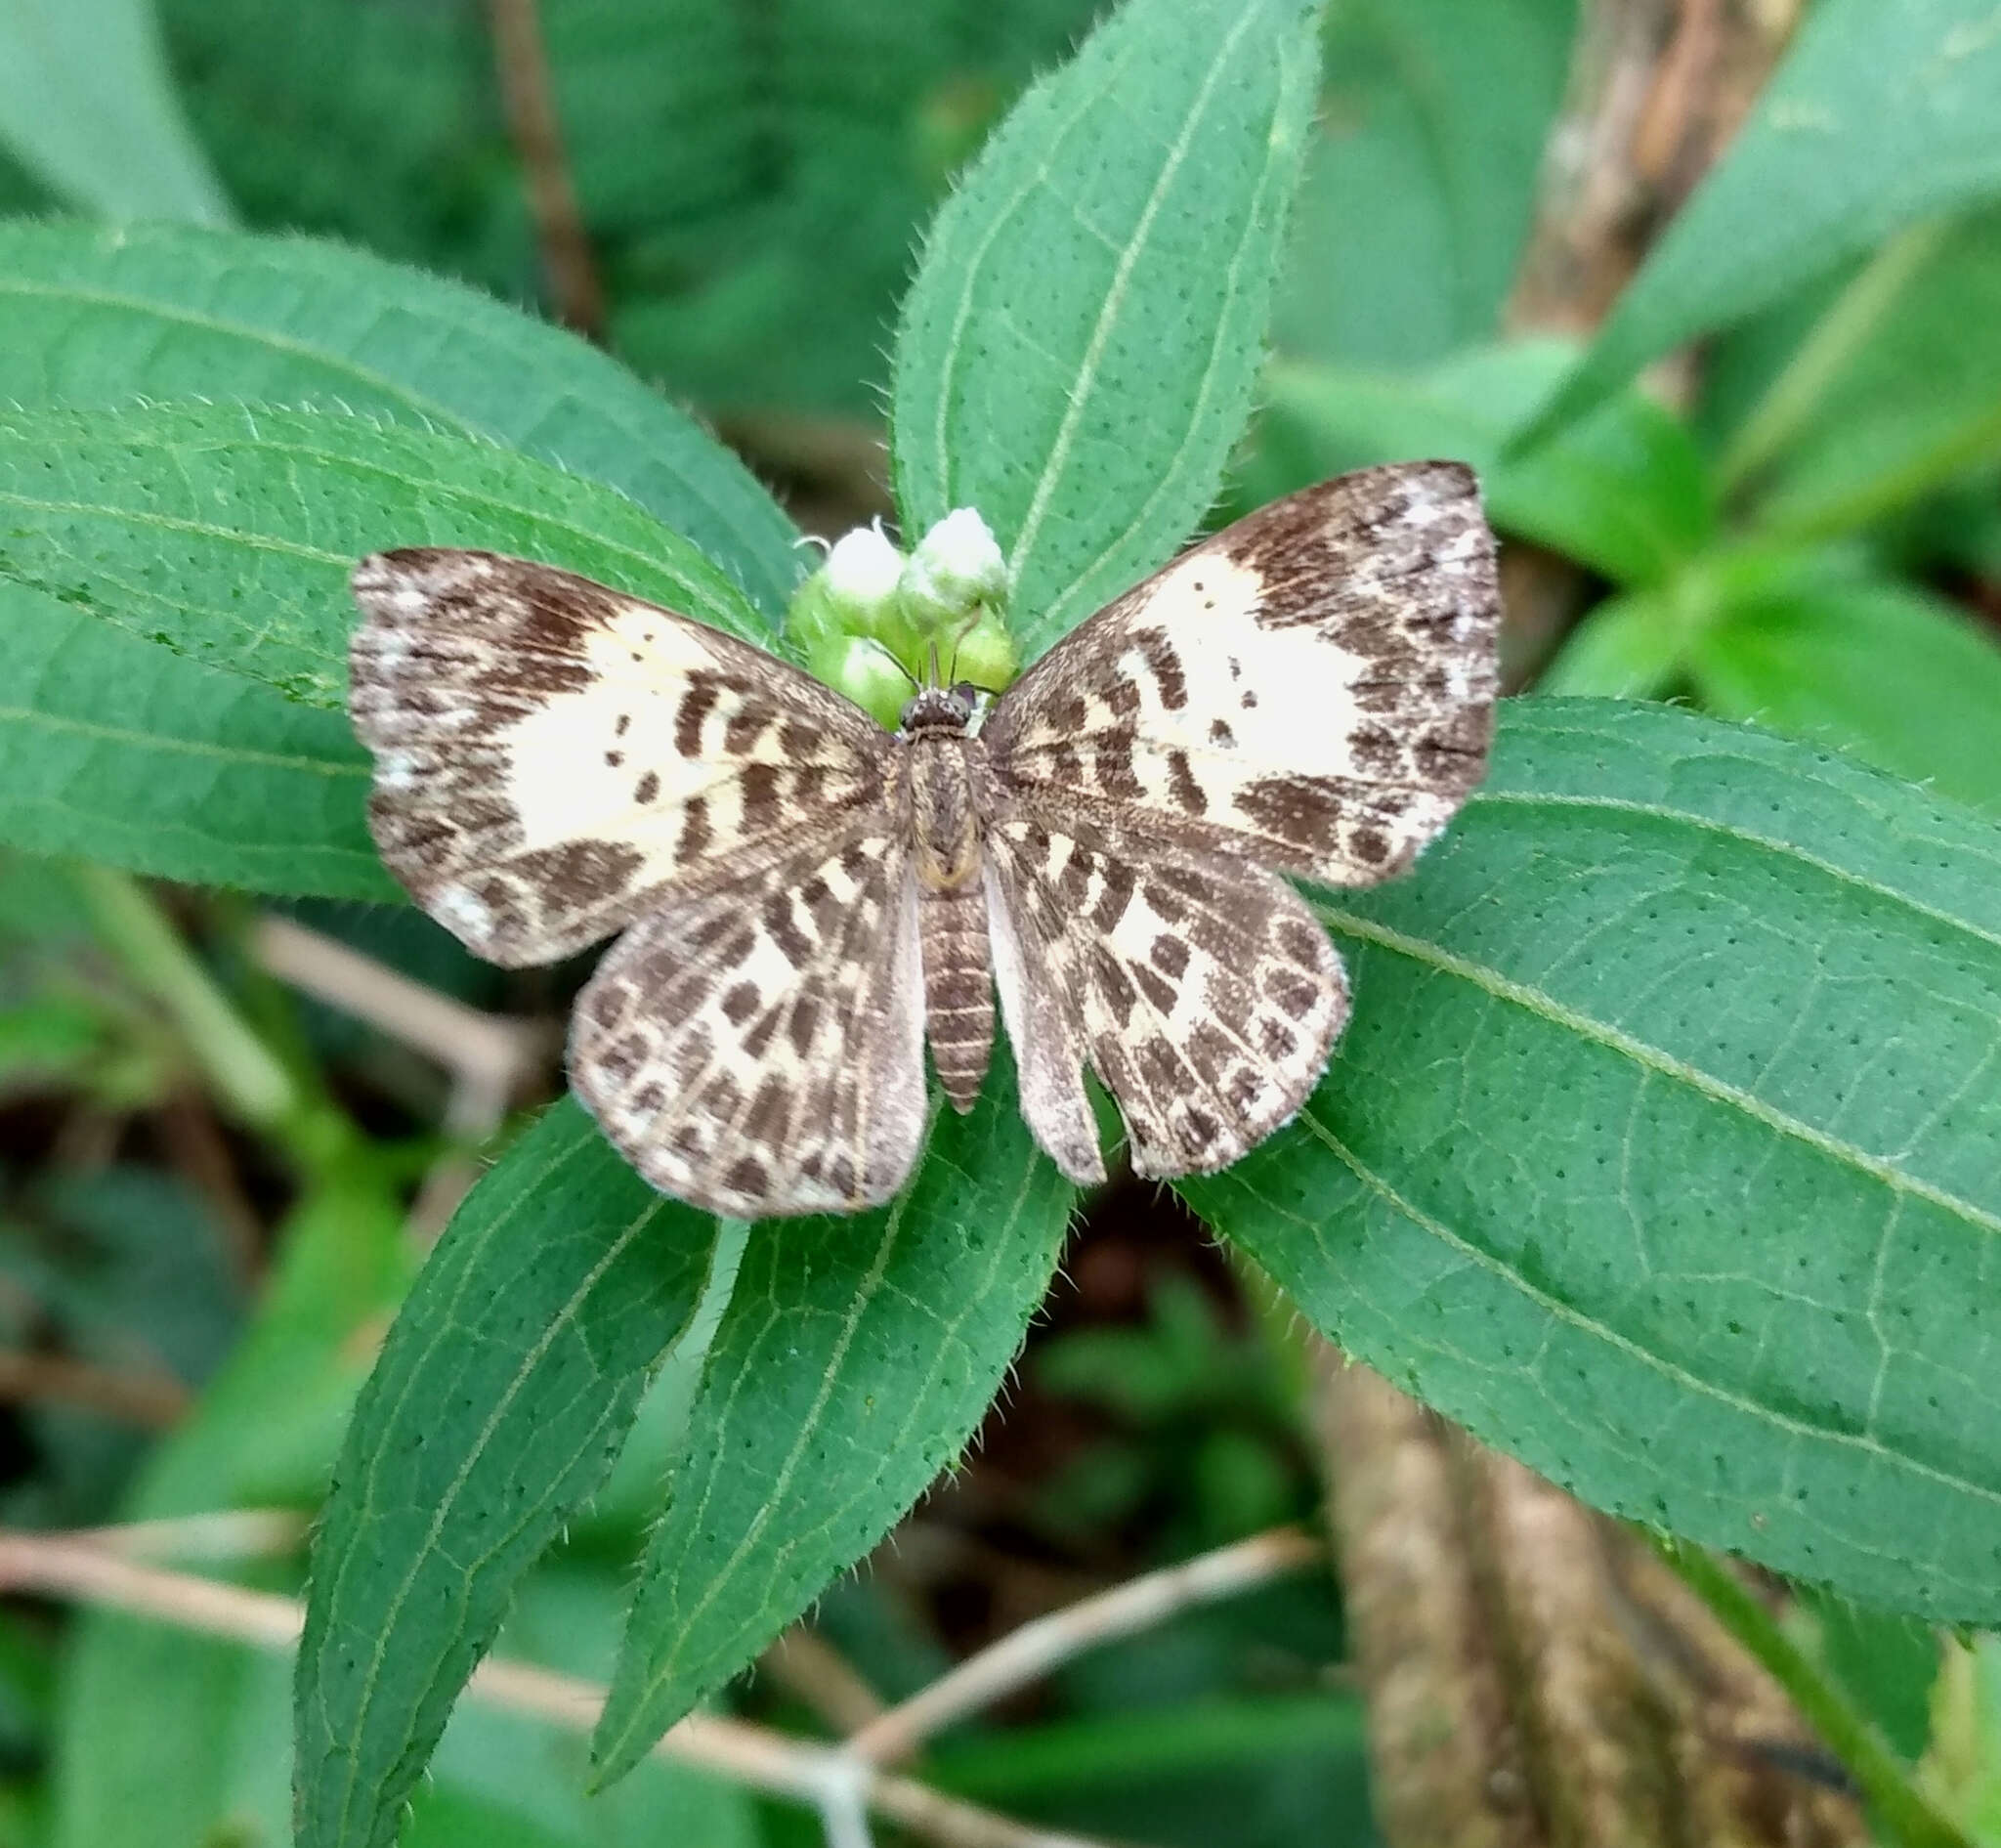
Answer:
[1, 0, 1999, 1844]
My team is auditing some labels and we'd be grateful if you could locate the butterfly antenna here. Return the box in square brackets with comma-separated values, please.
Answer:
[870, 639, 919, 692]
[943, 606, 989, 689]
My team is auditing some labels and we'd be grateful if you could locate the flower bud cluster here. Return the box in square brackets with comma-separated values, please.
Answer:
[788, 510, 1018, 728]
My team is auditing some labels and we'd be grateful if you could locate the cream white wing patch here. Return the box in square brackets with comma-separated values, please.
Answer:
[983, 461, 1499, 888]
[570, 826, 928, 1218]
[350, 549, 890, 965]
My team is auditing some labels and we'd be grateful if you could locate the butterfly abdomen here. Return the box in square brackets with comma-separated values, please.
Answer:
[919, 881, 993, 1111]
[909, 729, 993, 1112]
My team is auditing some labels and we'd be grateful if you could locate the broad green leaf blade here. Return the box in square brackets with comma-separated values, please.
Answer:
[590, 1047, 1073, 1784]
[0, 403, 764, 709]
[0, 580, 392, 898]
[1689, 574, 2001, 815]
[295, 1102, 725, 1848]
[0, 0, 230, 226]
[1732, 206, 2001, 537]
[1190, 699, 2001, 1622]
[891, 0, 1326, 659]
[1517, 0, 2001, 449]
[1246, 343, 1714, 587]
[0, 221, 801, 623]
[1274, 0, 1577, 369]
[53, 1162, 409, 1848]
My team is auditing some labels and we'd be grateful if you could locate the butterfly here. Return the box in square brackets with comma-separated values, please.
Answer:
[347, 461, 1500, 1218]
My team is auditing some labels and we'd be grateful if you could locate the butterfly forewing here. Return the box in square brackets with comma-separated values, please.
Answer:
[350, 549, 892, 965]
[982, 461, 1498, 888]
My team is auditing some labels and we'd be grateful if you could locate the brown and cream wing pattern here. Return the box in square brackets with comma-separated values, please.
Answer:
[349, 549, 894, 966]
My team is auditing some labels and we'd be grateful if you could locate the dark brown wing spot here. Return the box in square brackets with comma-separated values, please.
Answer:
[1264, 967, 1320, 1021]
[634, 770, 660, 804]
[787, 992, 822, 1056]
[721, 981, 760, 1024]
[725, 702, 775, 755]
[678, 795, 713, 864]
[1132, 626, 1187, 710]
[1208, 718, 1237, 750]
[724, 1155, 768, 1198]
[744, 1077, 792, 1147]
[1166, 749, 1207, 816]
[1236, 774, 1342, 856]
[1089, 857, 1136, 932]
[674, 682, 718, 757]
[1131, 962, 1177, 1017]
[1150, 934, 1190, 979]
[741, 761, 782, 832]
[762, 890, 811, 967]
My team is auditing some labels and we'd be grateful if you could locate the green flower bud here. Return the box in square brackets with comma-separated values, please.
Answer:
[952, 612, 1018, 693]
[899, 507, 1007, 632]
[788, 523, 908, 654]
[805, 633, 913, 732]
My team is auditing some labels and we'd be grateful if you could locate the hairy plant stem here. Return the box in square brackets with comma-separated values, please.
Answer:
[1646, 1532, 1972, 1848]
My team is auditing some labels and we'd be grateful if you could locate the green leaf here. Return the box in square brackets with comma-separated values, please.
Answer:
[1532, 589, 1686, 699]
[294, 1102, 725, 1848]
[1188, 698, 2001, 1623]
[1689, 574, 2001, 815]
[1728, 206, 2001, 537]
[0, 221, 801, 623]
[412, 1569, 761, 1848]
[1273, 0, 1577, 368]
[52, 1162, 409, 1848]
[0, 0, 231, 226]
[580, 0, 1099, 419]
[891, 0, 1327, 659]
[1796, 1585, 1938, 1764]
[0, 580, 392, 898]
[1518, 0, 2001, 448]
[0, 402, 764, 709]
[590, 1044, 1073, 1784]
[1246, 342, 1715, 587]
[0, 223, 802, 898]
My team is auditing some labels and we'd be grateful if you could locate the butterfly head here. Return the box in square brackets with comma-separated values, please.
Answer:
[898, 682, 980, 739]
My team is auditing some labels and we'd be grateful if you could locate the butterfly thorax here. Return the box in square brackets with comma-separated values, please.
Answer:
[899, 688, 996, 1113]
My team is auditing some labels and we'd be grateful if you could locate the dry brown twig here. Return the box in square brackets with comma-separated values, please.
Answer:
[1315, 1348, 1870, 1848]
[0, 1523, 1331, 1848]
[848, 1525, 1325, 1766]
[485, 0, 606, 341]
[0, 1349, 191, 1431]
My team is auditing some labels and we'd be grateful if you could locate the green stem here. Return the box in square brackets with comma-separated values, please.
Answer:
[1645, 1531, 1971, 1848]
[1718, 218, 1948, 499]
[69, 866, 366, 1182]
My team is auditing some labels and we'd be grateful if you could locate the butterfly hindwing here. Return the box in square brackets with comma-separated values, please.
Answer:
[981, 462, 1499, 888]
[349, 549, 892, 965]
[570, 824, 928, 1218]
[983, 807, 1349, 1180]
